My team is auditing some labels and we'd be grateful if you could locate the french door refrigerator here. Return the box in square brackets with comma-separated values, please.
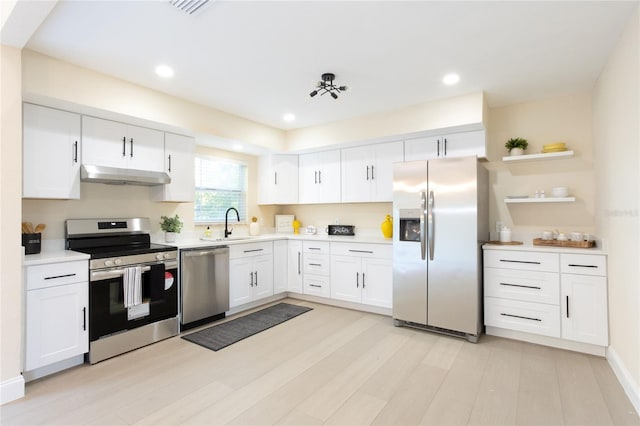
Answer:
[392, 156, 488, 342]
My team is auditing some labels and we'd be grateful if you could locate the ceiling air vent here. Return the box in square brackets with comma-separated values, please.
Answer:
[169, 0, 212, 15]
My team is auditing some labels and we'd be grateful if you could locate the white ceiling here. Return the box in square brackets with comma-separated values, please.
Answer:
[19, 1, 640, 131]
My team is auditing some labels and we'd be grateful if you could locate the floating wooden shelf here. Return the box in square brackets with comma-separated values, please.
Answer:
[504, 197, 576, 204]
[502, 150, 574, 163]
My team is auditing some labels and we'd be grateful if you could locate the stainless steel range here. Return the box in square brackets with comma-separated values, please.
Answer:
[66, 218, 178, 364]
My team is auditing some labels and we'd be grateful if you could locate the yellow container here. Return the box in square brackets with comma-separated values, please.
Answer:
[292, 219, 301, 234]
[381, 215, 393, 238]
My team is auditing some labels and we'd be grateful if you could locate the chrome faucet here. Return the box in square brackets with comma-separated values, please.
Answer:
[224, 207, 240, 238]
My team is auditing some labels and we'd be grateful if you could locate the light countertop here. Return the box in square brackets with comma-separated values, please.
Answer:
[483, 242, 606, 256]
[23, 250, 90, 266]
[158, 233, 393, 249]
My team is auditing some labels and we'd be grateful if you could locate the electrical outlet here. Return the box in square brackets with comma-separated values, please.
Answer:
[496, 221, 504, 233]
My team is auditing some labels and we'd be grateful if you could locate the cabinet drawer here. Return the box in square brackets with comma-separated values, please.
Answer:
[484, 297, 560, 338]
[484, 268, 559, 305]
[303, 275, 330, 298]
[303, 241, 330, 255]
[304, 254, 330, 276]
[330, 242, 392, 258]
[26, 260, 88, 290]
[560, 254, 606, 276]
[484, 250, 558, 272]
[229, 241, 273, 259]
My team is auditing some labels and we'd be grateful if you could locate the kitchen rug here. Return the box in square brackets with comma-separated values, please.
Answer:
[181, 302, 312, 351]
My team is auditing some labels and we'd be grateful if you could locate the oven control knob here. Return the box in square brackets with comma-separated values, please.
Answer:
[104, 259, 114, 267]
[156, 253, 164, 260]
[114, 258, 122, 265]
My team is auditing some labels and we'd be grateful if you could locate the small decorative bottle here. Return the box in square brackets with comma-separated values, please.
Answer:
[381, 214, 393, 238]
[292, 219, 301, 235]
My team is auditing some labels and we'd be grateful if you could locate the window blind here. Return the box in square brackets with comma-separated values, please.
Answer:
[194, 156, 248, 223]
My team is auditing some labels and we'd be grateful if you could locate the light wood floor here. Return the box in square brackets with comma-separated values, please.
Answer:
[2, 299, 638, 426]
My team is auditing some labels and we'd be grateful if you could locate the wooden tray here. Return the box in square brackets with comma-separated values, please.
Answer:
[486, 241, 524, 245]
[533, 238, 595, 248]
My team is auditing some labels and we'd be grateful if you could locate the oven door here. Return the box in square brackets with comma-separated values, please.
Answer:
[89, 260, 178, 342]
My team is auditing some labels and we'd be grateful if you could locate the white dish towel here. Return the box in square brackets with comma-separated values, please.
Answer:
[123, 266, 142, 308]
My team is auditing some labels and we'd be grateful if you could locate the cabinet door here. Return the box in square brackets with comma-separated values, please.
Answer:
[82, 116, 128, 169]
[287, 241, 303, 293]
[298, 153, 319, 204]
[253, 255, 274, 300]
[23, 104, 81, 199]
[404, 135, 441, 161]
[341, 146, 371, 203]
[444, 130, 486, 159]
[126, 125, 165, 172]
[25, 282, 88, 371]
[317, 150, 341, 203]
[561, 274, 608, 346]
[371, 141, 404, 201]
[152, 133, 195, 202]
[330, 255, 361, 303]
[273, 240, 288, 294]
[273, 155, 299, 204]
[229, 258, 253, 308]
[362, 257, 393, 308]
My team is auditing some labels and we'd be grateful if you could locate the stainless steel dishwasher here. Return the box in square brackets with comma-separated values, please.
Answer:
[180, 246, 229, 330]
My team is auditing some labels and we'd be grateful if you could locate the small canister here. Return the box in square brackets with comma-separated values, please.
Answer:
[499, 226, 512, 243]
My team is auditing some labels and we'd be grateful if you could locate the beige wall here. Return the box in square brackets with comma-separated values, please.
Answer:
[286, 92, 486, 151]
[1, 44, 24, 396]
[593, 5, 640, 401]
[22, 50, 285, 152]
[485, 94, 596, 236]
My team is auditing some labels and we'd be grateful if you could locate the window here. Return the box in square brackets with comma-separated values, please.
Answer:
[194, 156, 248, 223]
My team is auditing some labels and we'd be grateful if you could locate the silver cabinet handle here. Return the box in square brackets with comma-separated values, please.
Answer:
[168, 154, 172, 172]
[568, 264, 598, 268]
[129, 138, 134, 157]
[428, 190, 435, 261]
[348, 249, 373, 254]
[420, 191, 427, 260]
[44, 273, 76, 280]
[366, 166, 369, 181]
[73, 141, 78, 163]
[255, 270, 258, 286]
[500, 259, 540, 265]
[356, 272, 359, 288]
[318, 170, 322, 184]
[310, 284, 321, 288]
[297, 252, 301, 275]
[274, 171, 277, 185]
[122, 136, 126, 157]
[499, 282, 541, 290]
[243, 249, 264, 253]
[444, 138, 447, 156]
[314, 170, 318, 184]
[500, 313, 541, 322]
[250, 272, 254, 287]
[362, 273, 365, 288]
[371, 165, 374, 180]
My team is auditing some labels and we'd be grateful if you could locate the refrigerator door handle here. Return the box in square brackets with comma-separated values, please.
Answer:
[420, 191, 427, 260]
[428, 190, 435, 261]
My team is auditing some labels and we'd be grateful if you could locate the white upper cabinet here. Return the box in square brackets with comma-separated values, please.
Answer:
[404, 130, 486, 161]
[298, 150, 341, 204]
[23, 103, 81, 199]
[341, 141, 404, 202]
[258, 154, 299, 205]
[82, 116, 164, 172]
[151, 133, 195, 202]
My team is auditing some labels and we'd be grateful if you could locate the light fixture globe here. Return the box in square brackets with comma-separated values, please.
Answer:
[309, 73, 347, 99]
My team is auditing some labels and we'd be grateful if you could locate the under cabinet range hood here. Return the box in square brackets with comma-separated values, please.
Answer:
[81, 165, 171, 186]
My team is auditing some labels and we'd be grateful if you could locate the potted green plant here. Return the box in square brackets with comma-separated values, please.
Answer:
[505, 137, 528, 156]
[160, 214, 183, 242]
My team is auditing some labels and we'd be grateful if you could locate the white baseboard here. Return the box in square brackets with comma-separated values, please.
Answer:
[607, 346, 640, 416]
[485, 326, 606, 356]
[0, 375, 25, 405]
[23, 354, 84, 383]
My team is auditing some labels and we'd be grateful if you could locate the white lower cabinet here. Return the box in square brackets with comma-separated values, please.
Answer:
[24, 260, 89, 372]
[287, 240, 303, 293]
[330, 243, 392, 308]
[229, 242, 274, 308]
[560, 254, 608, 346]
[302, 241, 330, 297]
[484, 248, 608, 351]
[273, 240, 288, 294]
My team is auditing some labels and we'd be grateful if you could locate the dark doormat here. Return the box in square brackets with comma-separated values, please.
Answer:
[181, 302, 312, 351]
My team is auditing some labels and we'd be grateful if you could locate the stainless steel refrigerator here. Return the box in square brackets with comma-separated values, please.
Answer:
[392, 156, 488, 342]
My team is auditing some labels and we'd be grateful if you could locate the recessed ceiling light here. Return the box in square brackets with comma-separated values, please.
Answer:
[442, 73, 460, 85]
[283, 113, 295, 122]
[155, 65, 174, 78]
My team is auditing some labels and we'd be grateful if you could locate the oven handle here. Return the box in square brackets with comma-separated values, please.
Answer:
[91, 265, 151, 282]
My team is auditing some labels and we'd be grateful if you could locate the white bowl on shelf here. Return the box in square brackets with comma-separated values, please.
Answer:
[551, 186, 569, 198]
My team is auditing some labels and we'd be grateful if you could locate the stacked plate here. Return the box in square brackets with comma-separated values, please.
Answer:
[542, 142, 568, 153]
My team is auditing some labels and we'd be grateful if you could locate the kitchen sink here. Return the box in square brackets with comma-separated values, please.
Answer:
[200, 236, 257, 242]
